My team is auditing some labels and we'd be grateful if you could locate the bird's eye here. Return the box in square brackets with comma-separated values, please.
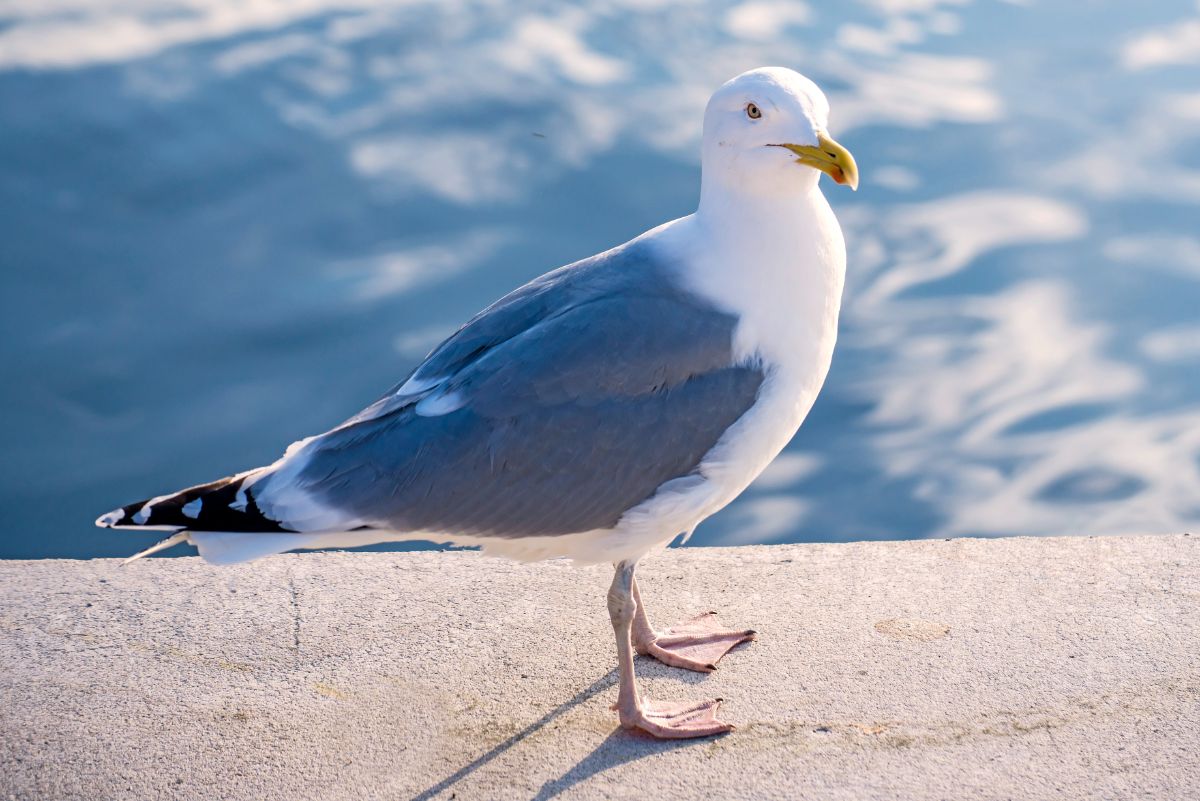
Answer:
[746, 102, 762, 120]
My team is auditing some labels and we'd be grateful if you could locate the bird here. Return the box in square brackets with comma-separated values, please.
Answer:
[97, 66, 857, 739]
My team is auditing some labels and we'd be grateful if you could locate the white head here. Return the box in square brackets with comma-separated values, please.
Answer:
[701, 67, 858, 198]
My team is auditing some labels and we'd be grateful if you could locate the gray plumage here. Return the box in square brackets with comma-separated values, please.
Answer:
[107, 238, 766, 540]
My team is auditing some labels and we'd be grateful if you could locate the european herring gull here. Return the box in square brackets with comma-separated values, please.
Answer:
[97, 66, 858, 739]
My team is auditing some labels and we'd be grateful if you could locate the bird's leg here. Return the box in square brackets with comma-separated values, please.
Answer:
[608, 561, 732, 738]
[630, 574, 756, 673]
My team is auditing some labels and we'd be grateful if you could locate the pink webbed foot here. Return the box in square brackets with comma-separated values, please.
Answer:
[610, 567, 748, 739]
[614, 697, 733, 739]
[637, 612, 756, 673]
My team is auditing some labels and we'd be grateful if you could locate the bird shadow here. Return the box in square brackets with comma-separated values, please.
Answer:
[530, 728, 707, 801]
[407, 663, 718, 801]
[408, 669, 618, 801]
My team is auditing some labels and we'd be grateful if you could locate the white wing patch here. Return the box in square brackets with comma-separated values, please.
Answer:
[395, 374, 444, 396]
[96, 509, 124, 527]
[415, 389, 467, 417]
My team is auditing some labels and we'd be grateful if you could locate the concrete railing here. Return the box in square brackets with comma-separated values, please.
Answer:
[1, 534, 1196, 800]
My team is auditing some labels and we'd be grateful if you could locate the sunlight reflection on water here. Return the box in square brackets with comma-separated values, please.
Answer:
[2, 0, 1198, 557]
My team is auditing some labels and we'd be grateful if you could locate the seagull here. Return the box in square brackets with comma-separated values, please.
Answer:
[97, 66, 857, 739]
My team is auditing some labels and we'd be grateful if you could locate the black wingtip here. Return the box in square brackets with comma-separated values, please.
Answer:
[96, 473, 292, 533]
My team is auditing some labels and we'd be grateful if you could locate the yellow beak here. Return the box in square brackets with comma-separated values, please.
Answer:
[772, 131, 859, 190]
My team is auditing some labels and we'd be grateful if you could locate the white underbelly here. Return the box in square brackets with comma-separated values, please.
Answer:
[695, 369, 822, 512]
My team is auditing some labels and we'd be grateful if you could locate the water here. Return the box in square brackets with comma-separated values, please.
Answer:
[2, 1, 1199, 559]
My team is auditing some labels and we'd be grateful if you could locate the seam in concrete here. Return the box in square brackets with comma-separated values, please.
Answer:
[287, 571, 301, 668]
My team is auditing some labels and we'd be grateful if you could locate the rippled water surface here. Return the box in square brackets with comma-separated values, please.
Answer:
[3, 1, 1199, 558]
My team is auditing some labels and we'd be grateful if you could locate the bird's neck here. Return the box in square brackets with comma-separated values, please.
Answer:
[691, 180, 844, 294]
[693, 175, 835, 273]
[697, 166, 820, 221]
[670, 181, 847, 368]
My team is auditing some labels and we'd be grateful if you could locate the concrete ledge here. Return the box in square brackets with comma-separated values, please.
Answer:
[1, 535, 1197, 800]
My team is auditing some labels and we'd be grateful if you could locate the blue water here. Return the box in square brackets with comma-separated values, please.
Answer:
[3, 1, 1199, 559]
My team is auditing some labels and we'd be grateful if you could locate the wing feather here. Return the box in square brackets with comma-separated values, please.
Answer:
[253, 241, 766, 538]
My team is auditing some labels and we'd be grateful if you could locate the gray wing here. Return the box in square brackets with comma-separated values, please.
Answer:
[340, 243, 647, 427]
[269, 241, 765, 539]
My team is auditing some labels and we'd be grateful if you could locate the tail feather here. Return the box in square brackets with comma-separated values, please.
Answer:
[121, 532, 190, 565]
[96, 470, 292, 534]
